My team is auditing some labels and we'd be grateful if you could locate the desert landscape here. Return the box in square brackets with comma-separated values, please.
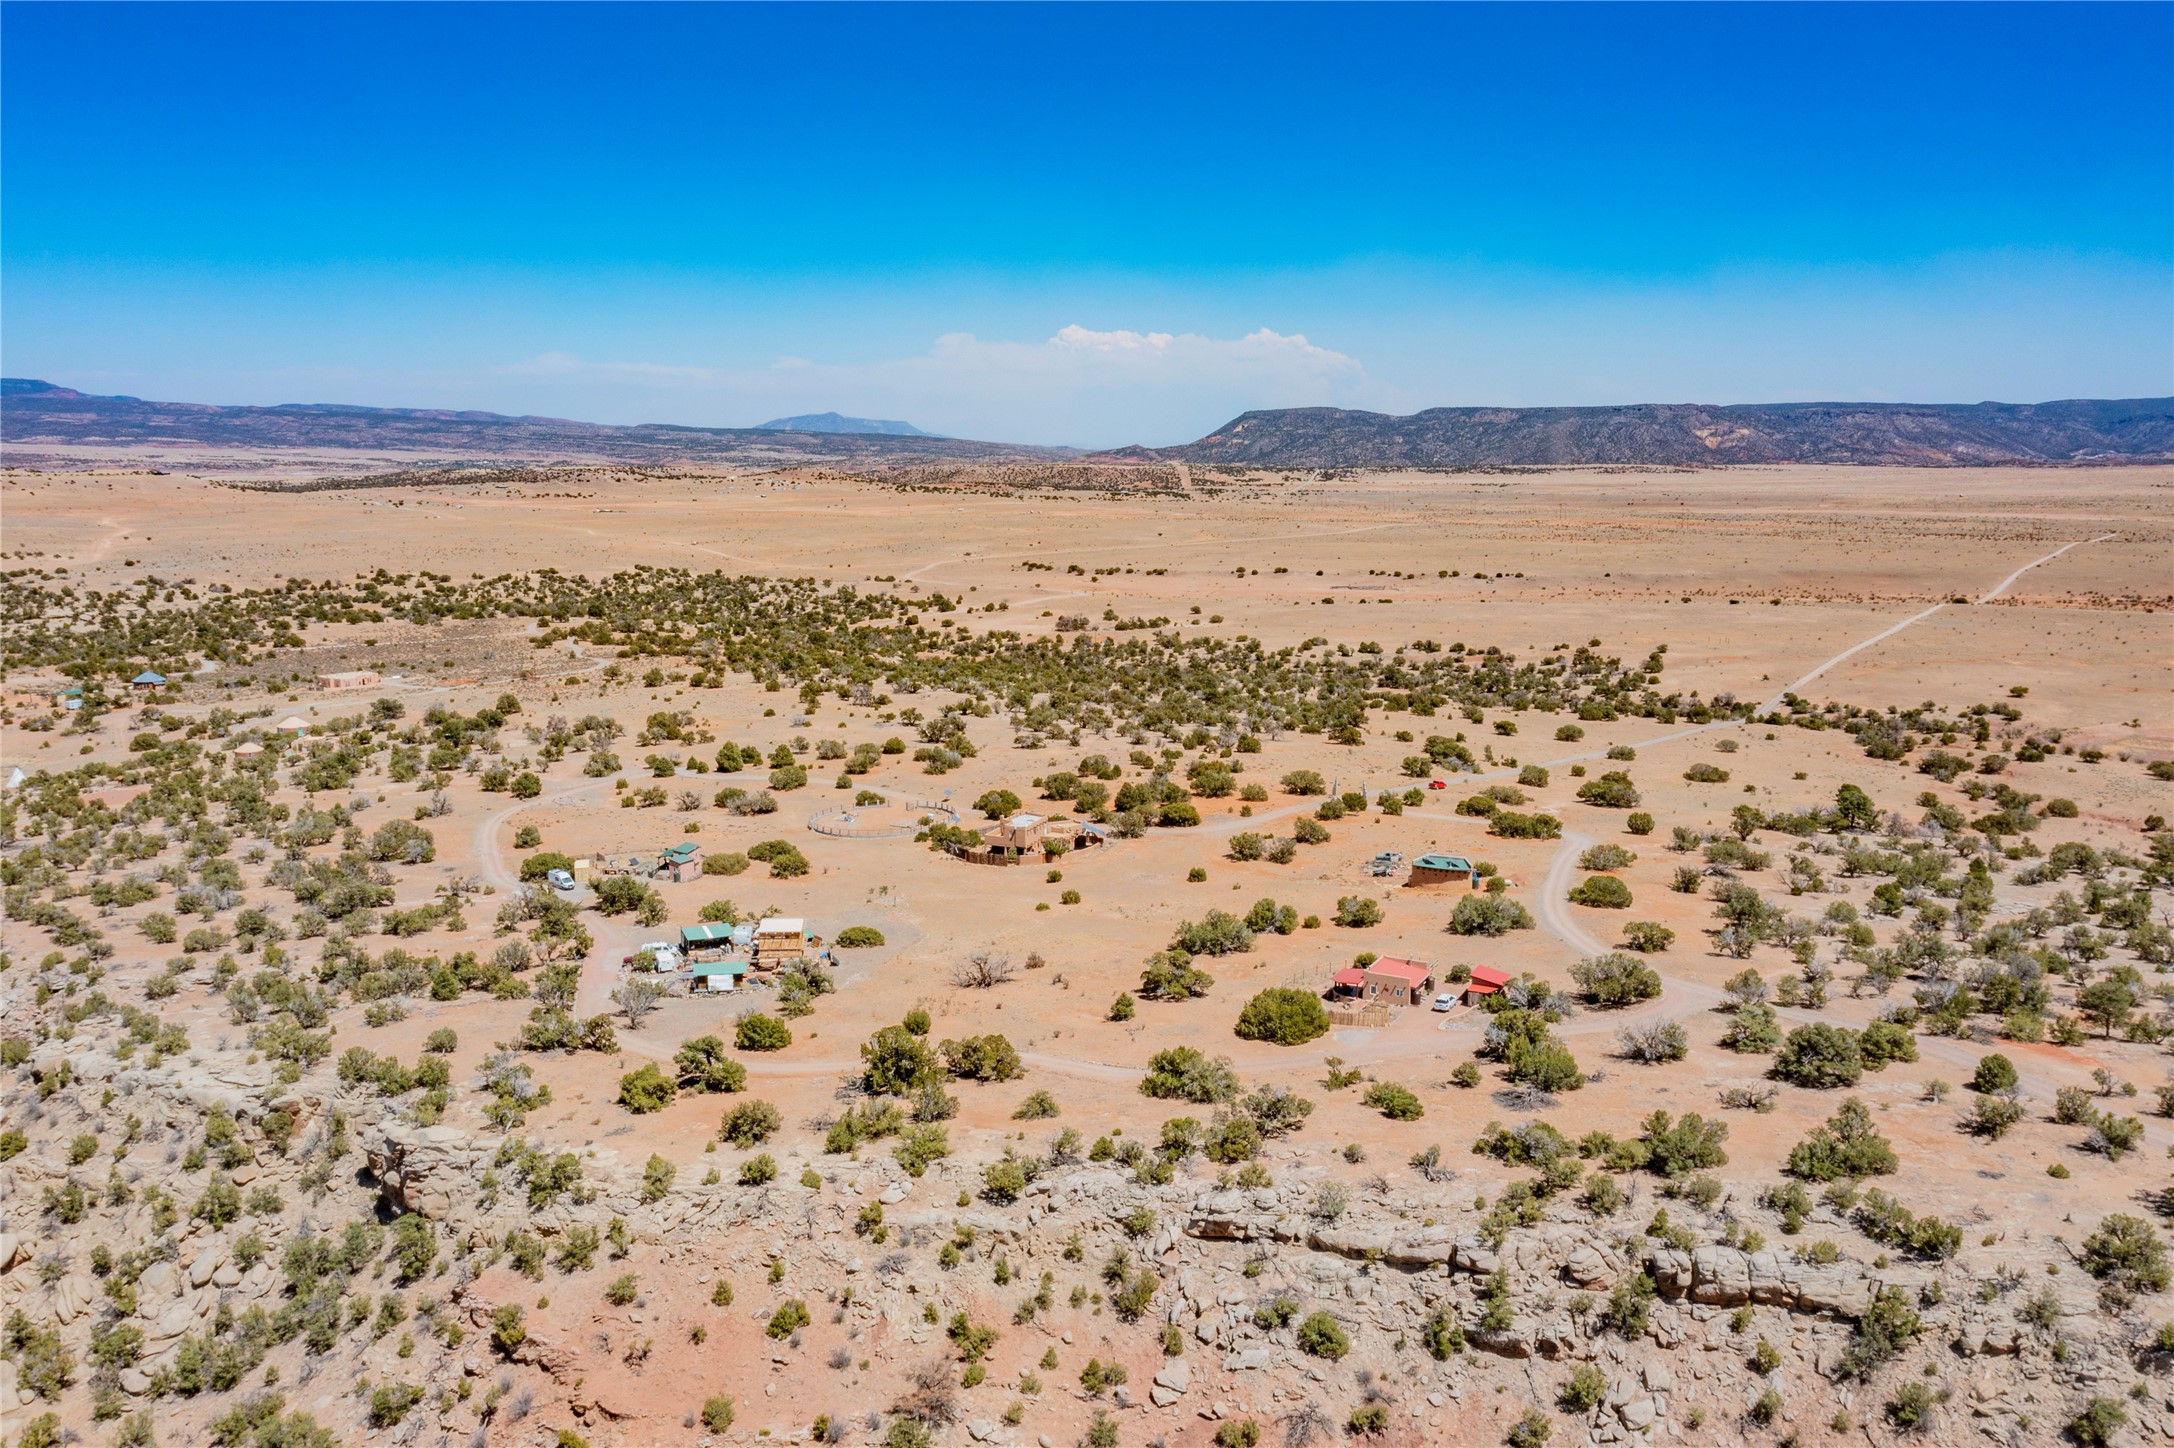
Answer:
[3, 444, 2171, 1448]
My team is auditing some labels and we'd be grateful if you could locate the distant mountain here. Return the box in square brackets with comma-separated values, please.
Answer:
[0, 381, 1058, 466]
[757, 411, 935, 437]
[1150, 398, 2174, 468]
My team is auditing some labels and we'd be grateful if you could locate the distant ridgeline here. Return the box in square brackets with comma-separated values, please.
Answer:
[1150, 398, 2174, 468]
[0, 381, 1045, 465]
[755, 411, 937, 437]
[6, 376, 2167, 468]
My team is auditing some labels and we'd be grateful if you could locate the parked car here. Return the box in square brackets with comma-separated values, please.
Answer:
[545, 868, 575, 891]
[1431, 992, 1458, 1012]
[1427, 779, 1449, 790]
[625, 942, 681, 972]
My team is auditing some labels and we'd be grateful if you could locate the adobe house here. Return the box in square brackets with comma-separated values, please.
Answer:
[1463, 964, 1514, 1006]
[1405, 853, 1478, 889]
[1330, 957, 1437, 1008]
[316, 670, 383, 691]
[982, 812, 1049, 858]
[130, 671, 168, 693]
[951, 811, 1049, 866]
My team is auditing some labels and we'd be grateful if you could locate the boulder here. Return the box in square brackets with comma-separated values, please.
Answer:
[1653, 1244, 1890, 1319]
[1450, 1239, 1500, 1276]
[1379, 1227, 1461, 1270]
[365, 1119, 486, 1219]
[1564, 1245, 1616, 1289]
[50, 1274, 95, 1325]
[1307, 1225, 1390, 1259]
[138, 1262, 179, 1300]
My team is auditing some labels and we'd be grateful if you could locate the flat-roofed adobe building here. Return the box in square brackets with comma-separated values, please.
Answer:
[1405, 853, 1478, 889]
[1330, 956, 1437, 1007]
[317, 670, 382, 691]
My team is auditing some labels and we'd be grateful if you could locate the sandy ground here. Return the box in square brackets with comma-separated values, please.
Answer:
[4, 457, 2171, 1444]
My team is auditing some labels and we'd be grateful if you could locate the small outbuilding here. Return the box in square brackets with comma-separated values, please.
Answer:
[654, 842, 703, 882]
[1463, 964, 1514, 1005]
[1406, 853, 1478, 889]
[753, 916, 810, 968]
[690, 959, 749, 993]
[678, 921, 743, 962]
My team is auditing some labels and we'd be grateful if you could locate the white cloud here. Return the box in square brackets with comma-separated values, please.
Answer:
[486, 325, 1373, 446]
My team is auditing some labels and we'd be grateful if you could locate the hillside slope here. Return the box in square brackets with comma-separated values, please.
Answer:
[0, 380, 1051, 465]
[1156, 397, 2174, 468]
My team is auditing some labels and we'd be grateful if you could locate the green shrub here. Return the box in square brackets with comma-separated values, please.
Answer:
[1772, 1023, 1863, 1088]
[1568, 874, 1633, 909]
[1363, 1083, 1424, 1120]
[1569, 952, 1661, 1006]
[1294, 1311, 1350, 1359]
[1784, 1097, 1895, 1181]
[719, 1100, 782, 1147]
[675, 1036, 748, 1093]
[1970, 1053, 2019, 1094]
[1347, 1404, 1388, 1435]
[765, 1299, 810, 1339]
[2067, 1397, 2128, 1448]
[1576, 771, 1641, 807]
[617, 1063, 676, 1114]
[1139, 1047, 1239, 1103]
[736, 1014, 793, 1052]
[835, 926, 886, 948]
[1560, 1363, 1606, 1412]
[1448, 894, 1535, 936]
[1233, 988, 1330, 1046]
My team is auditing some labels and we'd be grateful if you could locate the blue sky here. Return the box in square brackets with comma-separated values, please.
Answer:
[4, 2, 2168, 446]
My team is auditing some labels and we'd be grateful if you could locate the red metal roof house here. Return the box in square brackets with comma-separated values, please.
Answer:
[1463, 965, 1514, 1005]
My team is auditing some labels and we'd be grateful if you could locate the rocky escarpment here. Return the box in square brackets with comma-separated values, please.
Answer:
[8, 1045, 2165, 1448]
[1153, 398, 2174, 469]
